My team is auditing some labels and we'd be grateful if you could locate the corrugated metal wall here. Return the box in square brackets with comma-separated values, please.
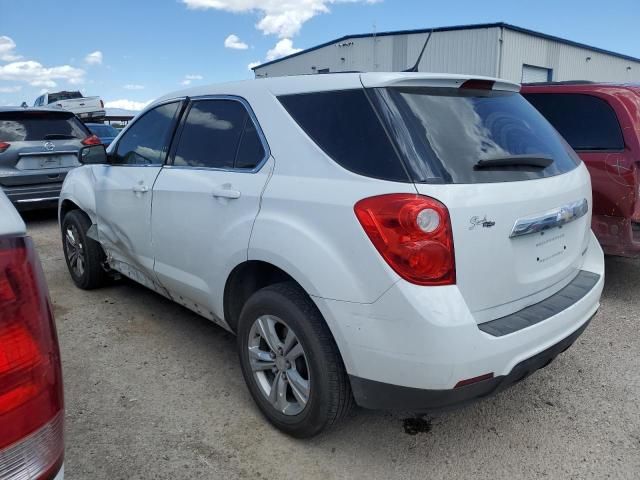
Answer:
[254, 26, 640, 84]
[254, 27, 501, 78]
[501, 29, 640, 82]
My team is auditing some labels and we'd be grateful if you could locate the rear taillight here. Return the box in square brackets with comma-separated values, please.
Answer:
[100, 100, 104, 108]
[354, 194, 456, 286]
[0, 236, 64, 478]
[81, 134, 101, 146]
[0, 142, 9, 154]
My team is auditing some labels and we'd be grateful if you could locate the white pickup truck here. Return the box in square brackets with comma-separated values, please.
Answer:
[34, 91, 106, 122]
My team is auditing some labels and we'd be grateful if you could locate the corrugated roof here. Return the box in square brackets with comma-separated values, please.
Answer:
[253, 22, 640, 70]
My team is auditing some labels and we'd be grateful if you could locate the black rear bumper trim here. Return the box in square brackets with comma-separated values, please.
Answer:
[349, 316, 592, 411]
[478, 270, 600, 337]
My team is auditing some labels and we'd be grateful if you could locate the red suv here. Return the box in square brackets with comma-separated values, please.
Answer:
[522, 83, 640, 257]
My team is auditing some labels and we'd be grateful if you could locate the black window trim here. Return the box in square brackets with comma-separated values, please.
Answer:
[525, 92, 626, 153]
[166, 95, 270, 174]
[108, 97, 187, 168]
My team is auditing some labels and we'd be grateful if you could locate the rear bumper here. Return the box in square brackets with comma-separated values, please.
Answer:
[314, 231, 604, 409]
[592, 214, 640, 257]
[349, 316, 592, 410]
[2, 182, 62, 210]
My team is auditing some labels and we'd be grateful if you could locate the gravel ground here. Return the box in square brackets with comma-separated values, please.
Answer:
[24, 209, 640, 480]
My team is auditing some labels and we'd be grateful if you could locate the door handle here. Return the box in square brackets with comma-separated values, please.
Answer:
[211, 186, 241, 199]
[132, 184, 149, 193]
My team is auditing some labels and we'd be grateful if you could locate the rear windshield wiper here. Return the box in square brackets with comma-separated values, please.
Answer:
[43, 134, 77, 140]
[474, 154, 554, 169]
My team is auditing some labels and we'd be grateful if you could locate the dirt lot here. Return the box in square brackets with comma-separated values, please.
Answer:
[24, 209, 640, 480]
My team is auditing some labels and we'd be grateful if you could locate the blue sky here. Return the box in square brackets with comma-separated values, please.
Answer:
[1, 0, 639, 110]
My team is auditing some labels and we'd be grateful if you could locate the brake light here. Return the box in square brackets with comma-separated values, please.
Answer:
[82, 134, 101, 146]
[0, 142, 9, 153]
[460, 79, 495, 90]
[354, 194, 456, 286]
[0, 236, 64, 478]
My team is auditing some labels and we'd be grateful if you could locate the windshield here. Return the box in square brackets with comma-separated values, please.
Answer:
[371, 87, 580, 184]
[0, 111, 88, 141]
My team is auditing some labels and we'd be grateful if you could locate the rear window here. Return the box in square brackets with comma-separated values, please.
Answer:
[370, 87, 580, 184]
[0, 111, 88, 142]
[47, 91, 82, 104]
[523, 93, 624, 151]
[278, 90, 409, 182]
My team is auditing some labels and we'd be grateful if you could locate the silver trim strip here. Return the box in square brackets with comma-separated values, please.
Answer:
[510, 198, 589, 238]
[15, 196, 59, 203]
[19, 150, 78, 157]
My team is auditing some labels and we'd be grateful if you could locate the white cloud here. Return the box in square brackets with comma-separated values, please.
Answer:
[247, 61, 261, 70]
[0, 36, 22, 62]
[84, 51, 103, 65]
[0, 60, 85, 88]
[266, 38, 301, 61]
[104, 99, 151, 111]
[224, 34, 249, 50]
[124, 84, 145, 90]
[0, 85, 21, 93]
[180, 74, 203, 86]
[182, 0, 378, 38]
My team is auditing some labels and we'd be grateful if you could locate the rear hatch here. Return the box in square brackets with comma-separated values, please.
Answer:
[0, 110, 87, 187]
[363, 74, 592, 322]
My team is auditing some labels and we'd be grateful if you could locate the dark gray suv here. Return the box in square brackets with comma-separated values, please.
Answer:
[0, 107, 97, 210]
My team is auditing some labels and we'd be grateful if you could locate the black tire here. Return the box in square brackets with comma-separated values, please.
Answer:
[61, 210, 108, 290]
[237, 282, 354, 438]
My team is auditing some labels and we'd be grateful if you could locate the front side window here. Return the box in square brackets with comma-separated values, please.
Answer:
[524, 93, 624, 151]
[173, 99, 265, 170]
[112, 102, 181, 165]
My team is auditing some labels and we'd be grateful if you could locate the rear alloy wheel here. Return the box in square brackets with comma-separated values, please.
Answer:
[238, 282, 353, 438]
[248, 315, 310, 416]
[61, 210, 109, 290]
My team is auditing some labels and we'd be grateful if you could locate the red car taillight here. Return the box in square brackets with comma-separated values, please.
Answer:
[354, 194, 456, 286]
[0, 236, 64, 478]
[81, 134, 101, 146]
[0, 142, 10, 154]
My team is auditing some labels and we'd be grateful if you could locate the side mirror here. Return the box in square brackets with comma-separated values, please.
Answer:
[79, 144, 108, 165]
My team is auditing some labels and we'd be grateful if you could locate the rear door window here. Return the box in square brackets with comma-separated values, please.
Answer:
[0, 111, 89, 141]
[173, 99, 266, 170]
[278, 90, 409, 182]
[524, 93, 624, 151]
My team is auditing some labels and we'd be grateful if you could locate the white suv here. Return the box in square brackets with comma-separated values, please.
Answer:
[58, 72, 604, 437]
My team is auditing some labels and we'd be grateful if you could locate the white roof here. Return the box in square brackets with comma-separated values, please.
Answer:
[154, 72, 520, 106]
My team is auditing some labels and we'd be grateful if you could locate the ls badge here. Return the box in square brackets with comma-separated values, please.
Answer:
[469, 215, 496, 230]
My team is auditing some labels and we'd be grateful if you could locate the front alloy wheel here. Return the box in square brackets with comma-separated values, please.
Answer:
[64, 225, 85, 279]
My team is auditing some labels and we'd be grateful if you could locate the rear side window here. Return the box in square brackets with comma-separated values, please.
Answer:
[278, 90, 409, 182]
[370, 87, 580, 184]
[113, 101, 181, 165]
[0, 112, 88, 141]
[173, 99, 265, 170]
[47, 91, 82, 104]
[524, 93, 624, 151]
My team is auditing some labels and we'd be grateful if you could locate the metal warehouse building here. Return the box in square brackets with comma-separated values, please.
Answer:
[252, 22, 640, 83]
